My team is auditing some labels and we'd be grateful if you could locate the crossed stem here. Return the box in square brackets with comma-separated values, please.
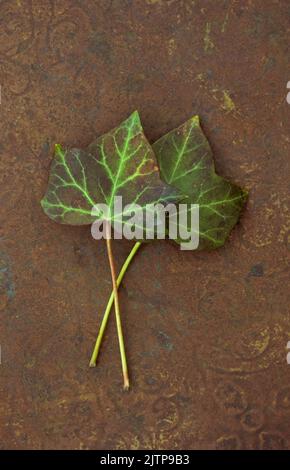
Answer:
[90, 239, 141, 389]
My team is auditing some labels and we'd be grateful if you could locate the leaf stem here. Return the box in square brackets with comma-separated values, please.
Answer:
[89, 241, 142, 372]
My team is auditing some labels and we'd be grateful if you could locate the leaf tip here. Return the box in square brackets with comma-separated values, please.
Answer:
[130, 109, 141, 123]
[191, 115, 200, 126]
[241, 187, 249, 202]
[54, 143, 63, 155]
[40, 197, 49, 218]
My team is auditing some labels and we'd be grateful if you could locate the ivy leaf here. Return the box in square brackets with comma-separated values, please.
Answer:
[153, 115, 248, 249]
[41, 111, 180, 233]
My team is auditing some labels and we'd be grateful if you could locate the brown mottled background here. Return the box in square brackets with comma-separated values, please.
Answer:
[0, 0, 289, 450]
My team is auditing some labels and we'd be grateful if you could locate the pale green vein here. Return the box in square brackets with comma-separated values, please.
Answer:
[168, 121, 196, 184]
[54, 146, 96, 207]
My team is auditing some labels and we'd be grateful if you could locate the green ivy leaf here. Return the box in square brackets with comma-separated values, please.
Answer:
[153, 115, 248, 249]
[41, 111, 180, 233]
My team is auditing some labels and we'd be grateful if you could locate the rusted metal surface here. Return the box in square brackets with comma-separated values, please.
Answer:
[0, 0, 289, 450]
